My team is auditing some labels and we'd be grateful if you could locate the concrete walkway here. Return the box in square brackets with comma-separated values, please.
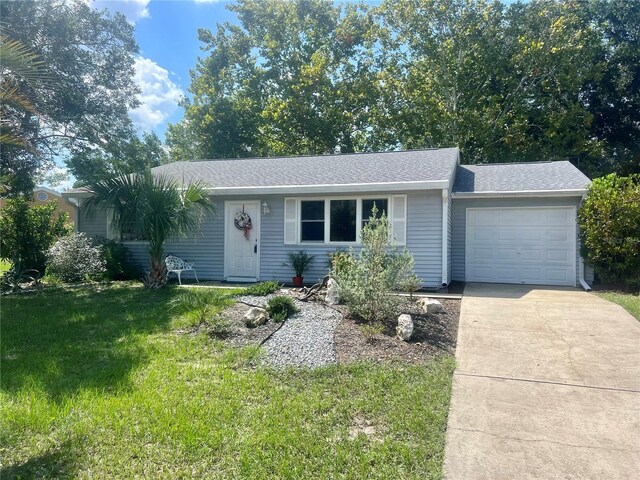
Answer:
[444, 284, 640, 479]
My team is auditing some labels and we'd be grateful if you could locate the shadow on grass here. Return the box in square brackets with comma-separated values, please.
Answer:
[1, 440, 78, 479]
[1, 283, 178, 400]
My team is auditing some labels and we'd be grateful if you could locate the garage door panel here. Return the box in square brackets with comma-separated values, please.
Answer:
[547, 249, 570, 263]
[547, 229, 569, 242]
[466, 207, 576, 287]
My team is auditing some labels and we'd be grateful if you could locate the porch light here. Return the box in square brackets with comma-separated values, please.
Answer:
[262, 201, 270, 215]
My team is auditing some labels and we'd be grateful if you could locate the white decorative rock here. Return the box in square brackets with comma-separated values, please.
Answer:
[396, 314, 414, 341]
[325, 278, 340, 305]
[417, 298, 444, 314]
[244, 307, 269, 328]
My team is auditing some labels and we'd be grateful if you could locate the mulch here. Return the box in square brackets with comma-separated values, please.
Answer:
[334, 298, 460, 365]
[213, 293, 461, 366]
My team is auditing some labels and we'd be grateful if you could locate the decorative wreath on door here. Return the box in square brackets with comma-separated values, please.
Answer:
[234, 208, 252, 240]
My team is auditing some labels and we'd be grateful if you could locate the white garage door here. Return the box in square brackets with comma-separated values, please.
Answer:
[466, 207, 576, 286]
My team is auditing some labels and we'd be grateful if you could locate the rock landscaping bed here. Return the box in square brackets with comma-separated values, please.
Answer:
[334, 298, 460, 365]
[219, 290, 460, 368]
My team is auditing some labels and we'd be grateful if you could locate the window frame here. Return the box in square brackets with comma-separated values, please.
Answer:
[286, 195, 404, 246]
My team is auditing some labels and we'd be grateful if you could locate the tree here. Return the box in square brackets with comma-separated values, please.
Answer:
[578, 174, 640, 289]
[0, 198, 72, 273]
[581, 0, 640, 176]
[67, 132, 169, 186]
[82, 172, 215, 289]
[171, 0, 379, 159]
[0, 33, 48, 196]
[0, 0, 140, 195]
[377, 0, 606, 169]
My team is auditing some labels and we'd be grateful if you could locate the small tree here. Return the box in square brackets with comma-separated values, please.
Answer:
[578, 174, 640, 289]
[0, 198, 71, 273]
[333, 207, 421, 323]
[83, 172, 215, 289]
[47, 233, 106, 282]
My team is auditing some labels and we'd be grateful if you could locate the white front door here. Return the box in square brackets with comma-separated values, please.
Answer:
[225, 201, 260, 281]
[465, 206, 577, 287]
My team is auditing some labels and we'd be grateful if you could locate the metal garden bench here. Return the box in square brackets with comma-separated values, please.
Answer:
[165, 255, 199, 285]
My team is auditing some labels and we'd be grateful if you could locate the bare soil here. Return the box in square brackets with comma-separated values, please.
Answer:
[334, 298, 460, 365]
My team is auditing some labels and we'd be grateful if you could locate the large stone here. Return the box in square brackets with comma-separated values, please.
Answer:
[417, 297, 445, 314]
[396, 314, 414, 341]
[244, 307, 269, 328]
[325, 278, 340, 305]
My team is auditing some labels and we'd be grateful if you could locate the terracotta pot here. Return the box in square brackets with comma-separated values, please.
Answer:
[292, 276, 304, 287]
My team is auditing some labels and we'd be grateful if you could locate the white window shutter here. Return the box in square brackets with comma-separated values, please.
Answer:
[284, 198, 298, 244]
[391, 195, 407, 245]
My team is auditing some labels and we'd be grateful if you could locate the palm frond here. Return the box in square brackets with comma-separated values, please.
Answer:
[0, 34, 48, 87]
[0, 81, 39, 114]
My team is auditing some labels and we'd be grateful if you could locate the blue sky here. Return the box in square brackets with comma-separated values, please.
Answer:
[91, 0, 245, 139]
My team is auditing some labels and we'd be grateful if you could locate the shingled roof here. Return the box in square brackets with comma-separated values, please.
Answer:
[453, 161, 590, 195]
[146, 148, 460, 194]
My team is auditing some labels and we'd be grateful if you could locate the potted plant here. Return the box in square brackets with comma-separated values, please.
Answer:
[284, 250, 315, 287]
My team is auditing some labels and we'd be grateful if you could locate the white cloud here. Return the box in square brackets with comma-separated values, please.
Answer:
[129, 57, 183, 131]
[87, 0, 150, 22]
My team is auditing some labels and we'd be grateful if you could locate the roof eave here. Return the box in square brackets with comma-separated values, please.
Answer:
[452, 189, 588, 199]
[205, 180, 449, 195]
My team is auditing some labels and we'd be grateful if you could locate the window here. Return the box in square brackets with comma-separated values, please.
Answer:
[330, 199, 357, 242]
[36, 191, 49, 201]
[300, 200, 324, 242]
[284, 195, 407, 245]
[362, 198, 388, 228]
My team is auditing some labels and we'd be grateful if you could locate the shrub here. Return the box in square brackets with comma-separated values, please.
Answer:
[578, 174, 640, 289]
[243, 281, 281, 296]
[329, 249, 355, 279]
[47, 233, 106, 282]
[266, 295, 299, 322]
[333, 207, 422, 323]
[0, 198, 71, 273]
[360, 322, 385, 343]
[170, 289, 231, 333]
[93, 236, 139, 280]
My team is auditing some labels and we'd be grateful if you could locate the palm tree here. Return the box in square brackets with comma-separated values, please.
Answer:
[0, 33, 47, 151]
[83, 171, 215, 288]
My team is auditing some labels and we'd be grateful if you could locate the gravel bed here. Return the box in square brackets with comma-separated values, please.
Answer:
[237, 293, 343, 369]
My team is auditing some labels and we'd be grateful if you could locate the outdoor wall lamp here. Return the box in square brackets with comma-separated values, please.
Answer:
[262, 201, 270, 215]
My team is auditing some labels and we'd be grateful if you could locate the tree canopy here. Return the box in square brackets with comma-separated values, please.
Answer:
[170, 0, 639, 177]
[0, 0, 141, 194]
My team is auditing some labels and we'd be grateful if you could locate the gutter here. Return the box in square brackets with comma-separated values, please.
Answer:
[452, 189, 588, 199]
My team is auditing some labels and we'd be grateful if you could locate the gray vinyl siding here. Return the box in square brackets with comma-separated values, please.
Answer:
[259, 190, 443, 287]
[75, 191, 444, 286]
[77, 203, 108, 237]
[451, 196, 591, 286]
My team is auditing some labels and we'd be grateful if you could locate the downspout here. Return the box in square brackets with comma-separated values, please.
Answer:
[441, 189, 449, 287]
[578, 194, 591, 291]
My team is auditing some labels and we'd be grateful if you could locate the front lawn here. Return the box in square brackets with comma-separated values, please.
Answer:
[1, 284, 455, 479]
[597, 291, 640, 321]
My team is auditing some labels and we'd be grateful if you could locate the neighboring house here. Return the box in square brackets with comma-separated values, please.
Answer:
[63, 148, 593, 289]
[0, 186, 76, 227]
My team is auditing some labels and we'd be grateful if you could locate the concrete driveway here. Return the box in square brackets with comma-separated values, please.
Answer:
[444, 283, 640, 479]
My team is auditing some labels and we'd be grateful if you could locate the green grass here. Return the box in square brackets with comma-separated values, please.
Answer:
[1, 283, 455, 479]
[597, 291, 640, 321]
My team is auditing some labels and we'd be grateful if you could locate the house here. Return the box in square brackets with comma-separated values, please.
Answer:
[63, 148, 593, 289]
[1, 186, 76, 226]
